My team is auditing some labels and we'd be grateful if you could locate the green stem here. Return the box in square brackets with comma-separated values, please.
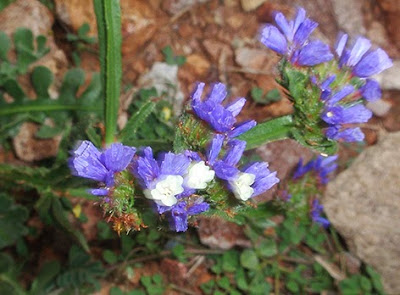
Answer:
[0, 103, 100, 116]
[238, 115, 294, 150]
[94, 0, 122, 146]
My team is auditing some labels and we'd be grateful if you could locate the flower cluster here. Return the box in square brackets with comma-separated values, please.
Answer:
[311, 199, 330, 228]
[260, 7, 392, 149]
[69, 82, 279, 232]
[293, 155, 338, 184]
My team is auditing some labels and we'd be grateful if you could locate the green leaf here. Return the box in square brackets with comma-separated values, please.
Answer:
[102, 250, 118, 264]
[51, 197, 89, 252]
[0, 193, 29, 249]
[366, 266, 385, 294]
[2, 79, 25, 102]
[31, 66, 53, 98]
[0, 32, 10, 60]
[94, 0, 122, 145]
[0, 253, 13, 274]
[286, 280, 300, 293]
[240, 249, 259, 270]
[217, 276, 230, 290]
[222, 250, 239, 272]
[120, 100, 156, 142]
[238, 115, 293, 150]
[30, 261, 61, 295]
[258, 239, 278, 257]
[36, 125, 63, 139]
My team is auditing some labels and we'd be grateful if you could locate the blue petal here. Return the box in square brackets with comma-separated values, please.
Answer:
[228, 120, 256, 138]
[191, 82, 205, 105]
[293, 18, 318, 47]
[322, 104, 372, 125]
[326, 126, 365, 142]
[335, 33, 348, 57]
[260, 25, 288, 55]
[353, 48, 393, 78]
[274, 12, 292, 40]
[360, 79, 381, 102]
[296, 41, 333, 66]
[292, 7, 307, 37]
[347, 37, 371, 67]
[187, 201, 210, 215]
[160, 152, 190, 176]
[208, 83, 227, 104]
[89, 188, 109, 196]
[207, 134, 224, 165]
[223, 139, 246, 166]
[101, 143, 136, 172]
[69, 141, 108, 182]
[213, 160, 239, 181]
[132, 147, 160, 188]
[326, 85, 354, 105]
[226, 98, 246, 117]
[243, 162, 279, 197]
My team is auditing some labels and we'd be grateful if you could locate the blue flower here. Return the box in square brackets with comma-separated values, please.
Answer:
[209, 137, 279, 200]
[360, 79, 381, 102]
[132, 147, 190, 206]
[191, 82, 256, 138]
[335, 34, 393, 78]
[260, 7, 333, 66]
[293, 155, 338, 184]
[163, 198, 210, 232]
[69, 141, 136, 189]
[326, 126, 365, 142]
[311, 199, 330, 228]
[321, 104, 372, 125]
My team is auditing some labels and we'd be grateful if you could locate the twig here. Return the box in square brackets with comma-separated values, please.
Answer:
[169, 284, 200, 295]
[314, 255, 346, 281]
[185, 255, 205, 278]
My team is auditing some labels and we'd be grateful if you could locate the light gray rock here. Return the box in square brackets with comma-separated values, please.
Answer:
[323, 132, 400, 295]
[375, 60, 400, 91]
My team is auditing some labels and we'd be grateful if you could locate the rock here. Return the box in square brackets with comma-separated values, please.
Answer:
[161, 0, 209, 15]
[255, 139, 314, 201]
[13, 122, 62, 162]
[197, 217, 250, 249]
[324, 132, 400, 294]
[366, 99, 392, 117]
[235, 47, 274, 72]
[375, 60, 400, 90]
[331, 0, 366, 36]
[185, 54, 210, 77]
[376, 0, 400, 51]
[137, 62, 185, 114]
[240, 0, 266, 12]
[54, 0, 97, 35]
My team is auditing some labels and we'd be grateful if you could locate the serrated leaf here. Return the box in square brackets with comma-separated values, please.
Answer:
[240, 249, 259, 270]
[120, 100, 156, 142]
[238, 115, 293, 150]
[51, 197, 89, 252]
[31, 66, 53, 98]
[0, 32, 10, 60]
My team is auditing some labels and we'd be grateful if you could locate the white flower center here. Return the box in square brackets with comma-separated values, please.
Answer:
[184, 161, 215, 189]
[326, 111, 333, 118]
[230, 172, 256, 201]
[143, 175, 184, 206]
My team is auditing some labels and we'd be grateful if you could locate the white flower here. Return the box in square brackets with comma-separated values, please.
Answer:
[229, 172, 256, 201]
[184, 161, 215, 189]
[143, 175, 184, 206]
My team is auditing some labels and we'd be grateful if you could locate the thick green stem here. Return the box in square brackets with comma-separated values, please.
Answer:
[0, 103, 100, 116]
[94, 0, 122, 146]
[238, 115, 294, 150]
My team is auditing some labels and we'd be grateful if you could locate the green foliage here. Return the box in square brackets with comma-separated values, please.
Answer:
[251, 87, 281, 105]
[0, 0, 15, 11]
[55, 245, 104, 291]
[162, 46, 186, 66]
[66, 23, 97, 66]
[140, 274, 164, 295]
[93, 0, 122, 145]
[238, 115, 293, 150]
[0, 193, 29, 249]
[0, 29, 102, 144]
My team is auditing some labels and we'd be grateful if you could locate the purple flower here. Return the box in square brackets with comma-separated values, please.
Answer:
[326, 126, 365, 142]
[293, 40, 334, 66]
[311, 199, 330, 228]
[191, 82, 256, 138]
[69, 141, 136, 187]
[260, 7, 333, 66]
[335, 34, 393, 78]
[293, 155, 338, 184]
[360, 79, 381, 102]
[132, 147, 190, 206]
[163, 198, 210, 232]
[322, 104, 372, 125]
[211, 138, 279, 200]
[324, 85, 355, 105]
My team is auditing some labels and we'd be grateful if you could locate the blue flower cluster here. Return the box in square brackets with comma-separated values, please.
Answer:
[293, 155, 338, 184]
[311, 199, 330, 228]
[69, 82, 279, 232]
[260, 7, 392, 143]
